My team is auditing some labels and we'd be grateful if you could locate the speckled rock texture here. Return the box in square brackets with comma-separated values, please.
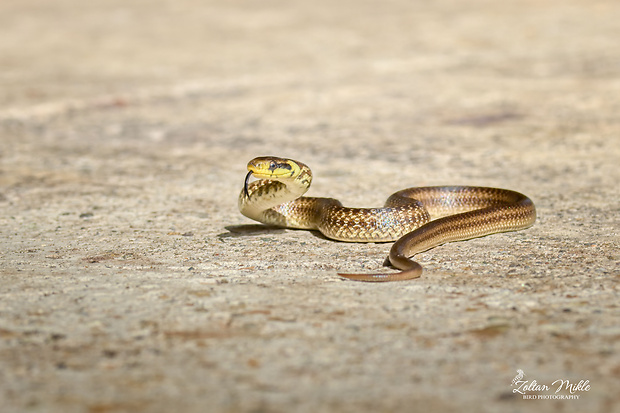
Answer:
[1, 1, 618, 412]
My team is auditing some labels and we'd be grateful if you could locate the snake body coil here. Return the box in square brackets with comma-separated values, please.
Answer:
[238, 156, 536, 281]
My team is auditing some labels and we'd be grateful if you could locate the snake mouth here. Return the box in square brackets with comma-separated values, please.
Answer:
[243, 170, 253, 198]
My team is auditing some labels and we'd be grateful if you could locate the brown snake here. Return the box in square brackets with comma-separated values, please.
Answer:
[238, 156, 536, 282]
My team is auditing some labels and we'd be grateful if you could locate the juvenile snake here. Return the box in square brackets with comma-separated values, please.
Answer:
[238, 156, 536, 282]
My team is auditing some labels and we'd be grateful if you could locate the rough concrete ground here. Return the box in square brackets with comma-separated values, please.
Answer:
[1, 0, 619, 412]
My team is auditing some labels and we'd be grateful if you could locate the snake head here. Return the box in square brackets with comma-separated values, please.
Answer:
[247, 156, 301, 179]
[243, 156, 310, 199]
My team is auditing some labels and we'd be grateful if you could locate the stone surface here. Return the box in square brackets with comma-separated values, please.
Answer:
[1, 0, 618, 412]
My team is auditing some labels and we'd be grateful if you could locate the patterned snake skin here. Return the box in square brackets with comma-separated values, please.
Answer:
[239, 156, 536, 282]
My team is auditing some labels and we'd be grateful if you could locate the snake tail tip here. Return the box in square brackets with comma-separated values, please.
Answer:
[337, 271, 422, 282]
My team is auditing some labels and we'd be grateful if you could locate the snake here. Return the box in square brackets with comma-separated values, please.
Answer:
[238, 156, 536, 282]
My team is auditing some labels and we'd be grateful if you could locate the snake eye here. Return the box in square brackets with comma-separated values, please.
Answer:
[269, 161, 277, 170]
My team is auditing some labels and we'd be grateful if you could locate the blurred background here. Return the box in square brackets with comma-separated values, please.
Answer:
[1, 1, 619, 412]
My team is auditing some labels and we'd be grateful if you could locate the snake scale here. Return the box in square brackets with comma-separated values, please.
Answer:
[238, 156, 536, 282]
